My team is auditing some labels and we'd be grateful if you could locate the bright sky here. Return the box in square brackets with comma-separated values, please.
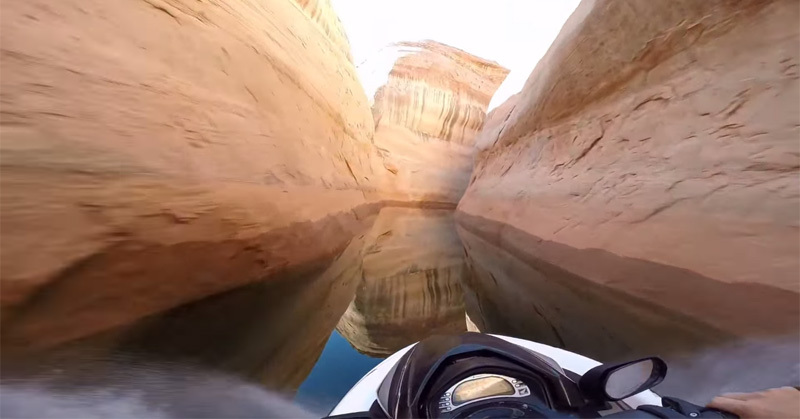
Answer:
[331, 0, 580, 110]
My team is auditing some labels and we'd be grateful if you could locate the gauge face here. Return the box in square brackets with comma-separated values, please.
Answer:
[452, 376, 515, 405]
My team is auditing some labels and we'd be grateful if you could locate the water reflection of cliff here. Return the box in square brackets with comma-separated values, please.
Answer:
[456, 213, 800, 401]
[455, 215, 732, 363]
[336, 208, 467, 356]
[1, 227, 371, 396]
[0, 207, 471, 397]
[115, 232, 368, 392]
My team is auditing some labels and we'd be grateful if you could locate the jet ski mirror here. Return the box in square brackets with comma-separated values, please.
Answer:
[579, 357, 667, 402]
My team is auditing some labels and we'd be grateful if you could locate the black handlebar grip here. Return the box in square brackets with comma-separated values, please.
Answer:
[659, 397, 740, 419]
[701, 408, 739, 419]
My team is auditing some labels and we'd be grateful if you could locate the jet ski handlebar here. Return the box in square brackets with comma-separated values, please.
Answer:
[327, 333, 739, 419]
[605, 396, 737, 418]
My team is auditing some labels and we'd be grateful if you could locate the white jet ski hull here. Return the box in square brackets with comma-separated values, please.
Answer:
[331, 334, 661, 416]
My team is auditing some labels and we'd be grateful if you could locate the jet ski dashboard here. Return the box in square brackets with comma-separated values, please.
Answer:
[326, 333, 736, 419]
[433, 372, 554, 418]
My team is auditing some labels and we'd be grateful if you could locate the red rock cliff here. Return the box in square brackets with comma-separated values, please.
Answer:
[0, 0, 380, 347]
[459, 0, 800, 337]
[373, 41, 509, 146]
[368, 41, 509, 203]
[293, 0, 353, 61]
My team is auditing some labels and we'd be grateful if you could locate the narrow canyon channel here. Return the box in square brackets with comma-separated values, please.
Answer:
[2, 207, 796, 414]
[1, 0, 798, 416]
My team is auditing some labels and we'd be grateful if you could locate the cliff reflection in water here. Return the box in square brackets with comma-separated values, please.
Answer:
[110, 231, 368, 393]
[0, 227, 370, 397]
[456, 220, 730, 363]
[0, 207, 471, 402]
[2, 207, 796, 411]
[337, 208, 467, 356]
[455, 213, 798, 401]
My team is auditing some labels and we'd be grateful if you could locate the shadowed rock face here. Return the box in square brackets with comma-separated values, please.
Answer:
[459, 0, 800, 336]
[0, 0, 383, 343]
[336, 208, 467, 356]
[369, 41, 509, 203]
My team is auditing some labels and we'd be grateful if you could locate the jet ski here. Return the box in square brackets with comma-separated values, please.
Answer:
[326, 333, 736, 418]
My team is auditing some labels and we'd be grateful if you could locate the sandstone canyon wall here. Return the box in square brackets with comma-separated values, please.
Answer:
[0, 0, 381, 348]
[459, 0, 800, 339]
[473, 93, 519, 151]
[293, 0, 353, 61]
[367, 41, 509, 203]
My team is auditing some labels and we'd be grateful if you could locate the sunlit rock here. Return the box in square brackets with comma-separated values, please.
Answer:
[293, 0, 353, 61]
[459, 0, 800, 337]
[0, 0, 380, 345]
[372, 41, 509, 147]
[367, 41, 509, 203]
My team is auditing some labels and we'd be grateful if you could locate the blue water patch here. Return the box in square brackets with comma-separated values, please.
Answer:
[294, 330, 384, 413]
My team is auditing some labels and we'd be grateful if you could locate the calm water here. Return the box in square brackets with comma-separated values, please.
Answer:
[1, 207, 797, 416]
[295, 331, 383, 413]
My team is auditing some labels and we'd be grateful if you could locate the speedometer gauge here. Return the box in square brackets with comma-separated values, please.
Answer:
[438, 373, 532, 413]
[453, 376, 515, 404]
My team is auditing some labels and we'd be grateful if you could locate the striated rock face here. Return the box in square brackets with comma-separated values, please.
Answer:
[367, 41, 508, 203]
[372, 41, 509, 146]
[336, 208, 466, 356]
[0, 0, 380, 347]
[459, 0, 800, 338]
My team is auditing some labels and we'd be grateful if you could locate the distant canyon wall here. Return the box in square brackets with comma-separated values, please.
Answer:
[0, 0, 382, 347]
[367, 41, 509, 203]
[459, 0, 800, 338]
[372, 41, 509, 147]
